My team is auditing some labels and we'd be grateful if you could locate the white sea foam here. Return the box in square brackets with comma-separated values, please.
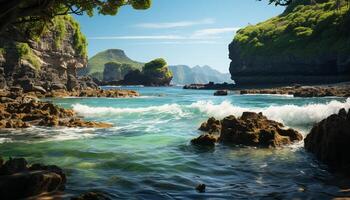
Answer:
[72, 103, 185, 117]
[189, 98, 350, 126]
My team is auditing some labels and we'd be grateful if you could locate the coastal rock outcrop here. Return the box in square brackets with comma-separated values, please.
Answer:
[304, 108, 350, 175]
[229, 0, 350, 86]
[183, 82, 235, 90]
[0, 15, 98, 92]
[192, 112, 303, 148]
[0, 157, 66, 199]
[240, 85, 350, 97]
[0, 90, 113, 129]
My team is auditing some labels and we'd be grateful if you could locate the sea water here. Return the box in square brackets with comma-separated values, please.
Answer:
[0, 86, 350, 199]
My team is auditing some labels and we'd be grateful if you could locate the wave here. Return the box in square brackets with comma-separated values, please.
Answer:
[189, 98, 350, 126]
[72, 103, 185, 117]
[72, 98, 350, 127]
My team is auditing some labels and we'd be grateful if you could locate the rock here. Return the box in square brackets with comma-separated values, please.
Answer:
[240, 85, 350, 98]
[67, 75, 79, 91]
[304, 108, 350, 175]
[214, 90, 228, 96]
[31, 85, 47, 94]
[51, 83, 67, 91]
[198, 117, 221, 134]
[0, 157, 28, 175]
[184, 82, 235, 90]
[193, 112, 303, 148]
[71, 191, 111, 200]
[196, 184, 206, 193]
[0, 157, 66, 199]
[191, 134, 218, 146]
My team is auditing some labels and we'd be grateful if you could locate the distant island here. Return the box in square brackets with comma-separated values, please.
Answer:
[169, 65, 232, 85]
[79, 48, 232, 86]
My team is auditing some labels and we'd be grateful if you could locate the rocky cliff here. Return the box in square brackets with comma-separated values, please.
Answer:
[229, 0, 350, 86]
[0, 15, 97, 92]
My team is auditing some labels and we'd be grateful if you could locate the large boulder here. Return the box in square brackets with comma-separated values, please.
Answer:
[304, 108, 350, 175]
[193, 112, 303, 148]
[0, 157, 66, 199]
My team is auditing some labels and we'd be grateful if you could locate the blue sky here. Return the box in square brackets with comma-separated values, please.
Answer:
[74, 0, 284, 73]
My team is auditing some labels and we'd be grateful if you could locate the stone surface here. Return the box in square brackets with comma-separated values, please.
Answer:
[240, 85, 350, 98]
[0, 90, 113, 129]
[192, 112, 303, 148]
[214, 90, 228, 96]
[304, 108, 350, 175]
[184, 82, 235, 90]
[0, 157, 66, 199]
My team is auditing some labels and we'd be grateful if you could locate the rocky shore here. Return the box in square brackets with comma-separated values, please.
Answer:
[240, 85, 350, 97]
[0, 90, 114, 129]
[192, 112, 303, 147]
[0, 157, 66, 199]
[183, 82, 235, 90]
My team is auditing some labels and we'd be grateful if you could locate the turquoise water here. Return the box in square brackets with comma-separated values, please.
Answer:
[1, 86, 350, 199]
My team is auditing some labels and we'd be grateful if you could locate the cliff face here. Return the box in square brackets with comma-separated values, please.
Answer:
[229, 0, 350, 86]
[0, 15, 97, 92]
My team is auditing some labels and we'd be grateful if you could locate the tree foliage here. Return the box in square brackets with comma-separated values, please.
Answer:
[0, 0, 152, 32]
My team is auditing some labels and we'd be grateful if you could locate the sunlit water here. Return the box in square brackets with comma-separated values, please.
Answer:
[1, 86, 350, 199]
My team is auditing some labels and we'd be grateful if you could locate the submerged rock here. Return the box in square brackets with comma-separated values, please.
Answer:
[304, 108, 350, 175]
[0, 157, 66, 199]
[192, 112, 303, 148]
[195, 184, 206, 193]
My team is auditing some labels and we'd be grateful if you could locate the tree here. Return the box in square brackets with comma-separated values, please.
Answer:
[0, 0, 151, 32]
[259, 0, 293, 6]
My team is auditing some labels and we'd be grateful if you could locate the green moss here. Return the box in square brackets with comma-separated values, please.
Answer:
[233, 0, 350, 58]
[0, 48, 5, 55]
[16, 43, 41, 70]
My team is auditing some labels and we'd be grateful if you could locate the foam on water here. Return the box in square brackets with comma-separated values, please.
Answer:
[73, 103, 185, 117]
[189, 98, 350, 126]
[73, 98, 350, 127]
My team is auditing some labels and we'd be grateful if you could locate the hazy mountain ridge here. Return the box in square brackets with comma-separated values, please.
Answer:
[169, 65, 232, 85]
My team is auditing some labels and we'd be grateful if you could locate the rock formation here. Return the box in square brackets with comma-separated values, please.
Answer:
[240, 85, 350, 97]
[0, 90, 113, 129]
[304, 108, 350, 175]
[0, 157, 66, 199]
[183, 82, 235, 90]
[0, 15, 98, 92]
[116, 58, 173, 86]
[192, 112, 303, 148]
[229, 0, 350, 86]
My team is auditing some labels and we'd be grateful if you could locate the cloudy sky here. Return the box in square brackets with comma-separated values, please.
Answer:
[75, 0, 284, 73]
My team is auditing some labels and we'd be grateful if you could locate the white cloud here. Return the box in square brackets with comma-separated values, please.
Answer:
[135, 18, 215, 29]
[88, 27, 240, 41]
[193, 27, 241, 37]
[88, 35, 185, 40]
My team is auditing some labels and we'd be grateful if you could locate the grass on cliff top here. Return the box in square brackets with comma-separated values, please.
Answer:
[234, 0, 350, 57]
[87, 49, 143, 75]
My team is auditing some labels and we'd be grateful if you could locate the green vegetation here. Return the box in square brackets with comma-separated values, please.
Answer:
[15, 43, 41, 70]
[0, 48, 5, 55]
[103, 62, 134, 81]
[86, 49, 143, 78]
[234, 0, 350, 58]
[143, 58, 172, 79]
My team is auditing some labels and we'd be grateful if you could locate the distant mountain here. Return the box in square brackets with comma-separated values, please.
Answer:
[169, 65, 232, 85]
[79, 49, 143, 79]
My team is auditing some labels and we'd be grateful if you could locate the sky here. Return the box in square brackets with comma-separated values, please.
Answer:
[74, 0, 284, 73]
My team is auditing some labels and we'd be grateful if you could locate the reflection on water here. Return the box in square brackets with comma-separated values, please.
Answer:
[0, 86, 349, 199]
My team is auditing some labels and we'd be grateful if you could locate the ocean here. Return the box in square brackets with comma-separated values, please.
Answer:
[0, 86, 349, 199]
